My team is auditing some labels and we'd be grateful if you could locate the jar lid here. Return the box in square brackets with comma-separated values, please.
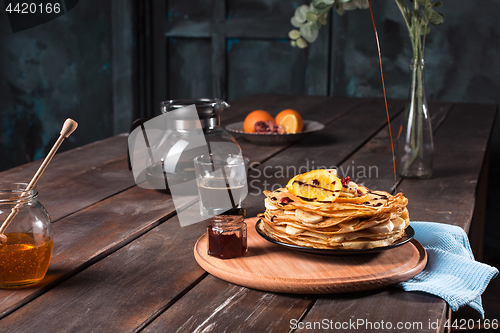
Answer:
[210, 214, 245, 227]
[160, 99, 230, 118]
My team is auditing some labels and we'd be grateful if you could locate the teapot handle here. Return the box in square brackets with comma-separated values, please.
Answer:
[127, 117, 151, 170]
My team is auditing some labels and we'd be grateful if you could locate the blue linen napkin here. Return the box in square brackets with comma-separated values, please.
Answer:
[397, 221, 499, 318]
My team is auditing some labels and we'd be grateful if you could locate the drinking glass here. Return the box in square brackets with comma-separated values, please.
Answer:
[194, 154, 249, 216]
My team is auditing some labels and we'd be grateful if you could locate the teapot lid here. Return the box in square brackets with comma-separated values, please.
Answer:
[161, 98, 229, 118]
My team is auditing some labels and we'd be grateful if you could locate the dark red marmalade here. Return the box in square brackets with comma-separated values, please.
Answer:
[208, 215, 248, 259]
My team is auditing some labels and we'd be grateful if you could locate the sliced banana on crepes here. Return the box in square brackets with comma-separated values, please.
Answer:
[264, 198, 281, 211]
[295, 209, 323, 223]
[258, 169, 410, 250]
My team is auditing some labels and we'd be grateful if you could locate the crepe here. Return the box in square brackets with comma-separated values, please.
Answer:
[257, 172, 410, 250]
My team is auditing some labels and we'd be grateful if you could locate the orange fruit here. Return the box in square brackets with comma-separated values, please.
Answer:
[288, 169, 342, 205]
[286, 174, 299, 192]
[336, 193, 369, 204]
[275, 109, 303, 133]
[243, 110, 274, 133]
[279, 114, 301, 134]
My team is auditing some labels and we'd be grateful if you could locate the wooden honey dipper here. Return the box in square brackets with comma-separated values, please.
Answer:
[0, 118, 78, 246]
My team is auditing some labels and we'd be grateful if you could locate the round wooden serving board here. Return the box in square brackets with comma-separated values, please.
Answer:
[194, 217, 427, 294]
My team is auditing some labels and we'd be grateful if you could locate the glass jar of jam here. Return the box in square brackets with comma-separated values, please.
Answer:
[0, 183, 53, 288]
[208, 215, 247, 259]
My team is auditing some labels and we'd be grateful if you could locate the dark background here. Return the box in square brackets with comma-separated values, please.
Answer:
[0, 1, 499, 261]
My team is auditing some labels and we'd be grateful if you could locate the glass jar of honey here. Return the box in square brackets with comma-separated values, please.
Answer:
[0, 183, 53, 288]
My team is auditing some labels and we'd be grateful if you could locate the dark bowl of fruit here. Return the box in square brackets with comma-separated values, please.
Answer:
[225, 109, 325, 146]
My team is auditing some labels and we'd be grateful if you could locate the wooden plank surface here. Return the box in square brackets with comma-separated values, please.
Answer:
[280, 101, 459, 333]
[0, 96, 494, 333]
[340, 101, 453, 192]
[224, 94, 366, 129]
[0, 95, 400, 332]
[289, 102, 495, 333]
[0, 216, 209, 332]
[139, 97, 410, 332]
[295, 288, 448, 333]
[0, 134, 135, 221]
[141, 100, 454, 333]
[399, 103, 497, 231]
[0, 94, 362, 324]
[0, 187, 196, 319]
[194, 218, 426, 294]
[143, 275, 313, 333]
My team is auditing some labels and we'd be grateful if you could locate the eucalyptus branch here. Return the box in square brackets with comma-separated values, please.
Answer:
[289, 0, 444, 50]
[395, 0, 412, 35]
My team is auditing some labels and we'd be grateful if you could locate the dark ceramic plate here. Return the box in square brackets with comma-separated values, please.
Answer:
[225, 120, 325, 145]
[255, 220, 415, 256]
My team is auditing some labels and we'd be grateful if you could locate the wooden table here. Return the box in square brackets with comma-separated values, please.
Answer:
[0, 95, 496, 332]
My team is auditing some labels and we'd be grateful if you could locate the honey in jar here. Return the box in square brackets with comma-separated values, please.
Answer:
[0, 183, 53, 288]
[0, 232, 53, 288]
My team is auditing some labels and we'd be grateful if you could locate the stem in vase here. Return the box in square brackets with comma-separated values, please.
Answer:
[404, 58, 424, 170]
[403, 0, 428, 171]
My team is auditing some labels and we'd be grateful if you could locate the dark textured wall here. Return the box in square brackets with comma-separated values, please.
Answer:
[331, 2, 500, 104]
[0, 1, 114, 171]
[1, 0, 499, 255]
[3, 1, 499, 167]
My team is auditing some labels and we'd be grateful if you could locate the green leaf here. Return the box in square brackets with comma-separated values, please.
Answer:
[395, 0, 411, 23]
[421, 7, 432, 21]
[296, 38, 308, 48]
[422, 7, 445, 25]
[420, 23, 431, 35]
[432, 1, 443, 7]
[318, 13, 328, 25]
[317, 6, 332, 14]
[294, 5, 309, 23]
[290, 40, 297, 47]
[312, 0, 332, 11]
[357, 0, 370, 9]
[342, 2, 359, 10]
[422, 25, 431, 35]
[300, 24, 312, 39]
[300, 24, 319, 43]
[416, 0, 430, 6]
[306, 12, 318, 22]
[311, 21, 321, 30]
[434, 12, 445, 25]
[289, 29, 301, 40]
[291, 17, 306, 28]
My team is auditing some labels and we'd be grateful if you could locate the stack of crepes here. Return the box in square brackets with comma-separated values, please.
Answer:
[257, 169, 410, 250]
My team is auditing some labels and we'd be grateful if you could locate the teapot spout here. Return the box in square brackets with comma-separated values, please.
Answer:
[214, 100, 230, 111]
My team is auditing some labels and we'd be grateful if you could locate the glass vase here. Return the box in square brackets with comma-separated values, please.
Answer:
[396, 58, 434, 178]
